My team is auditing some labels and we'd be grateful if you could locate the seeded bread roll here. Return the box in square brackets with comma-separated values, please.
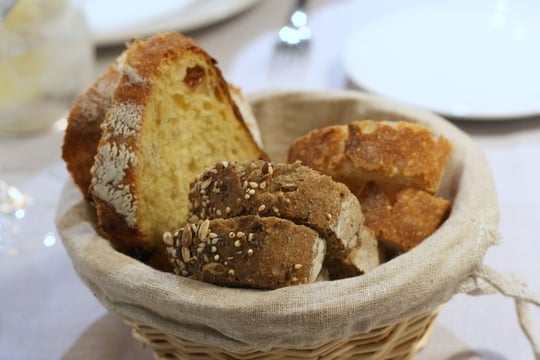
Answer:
[357, 182, 451, 252]
[89, 33, 267, 257]
[164, 216, 326, 289]
[62, 56, 123, 200]
[188, 160, 362, 273]
[287, 120, 453, 195]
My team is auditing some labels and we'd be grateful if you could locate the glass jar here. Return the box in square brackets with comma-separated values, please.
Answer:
[0, 0, 94, 135]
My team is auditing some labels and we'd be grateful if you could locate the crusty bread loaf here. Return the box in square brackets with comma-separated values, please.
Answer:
[63, 43, 262, 204]
[357, 182, 450, 252]
[287, 120, 453, 194]
[188, 160, 362, 273]
[89, 33, 267, 256]
[62, 56, 123, 200]
[288, 120, 453, 253]
[164, 215, 326, 289]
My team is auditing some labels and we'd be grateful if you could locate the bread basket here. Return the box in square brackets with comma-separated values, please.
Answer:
[57, 90, 508, 359]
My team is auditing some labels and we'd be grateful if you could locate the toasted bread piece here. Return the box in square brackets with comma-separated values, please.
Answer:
[89, 33, 267, 255]
[164, 215, 326, 289]
[357, 182, 451, 252]
[287, 120, 453, 194]
[188, 160, 362, 271]
[62, 56, 123, 200]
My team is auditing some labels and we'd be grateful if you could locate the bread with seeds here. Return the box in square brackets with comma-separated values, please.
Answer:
[164, 215, 326, 289]
[188, 160, 371, 279]
[89, 33, 267, 258]
[287, 120, 453, 195]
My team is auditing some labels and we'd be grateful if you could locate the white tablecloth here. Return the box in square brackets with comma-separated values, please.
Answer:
[1, 1, 539, 359]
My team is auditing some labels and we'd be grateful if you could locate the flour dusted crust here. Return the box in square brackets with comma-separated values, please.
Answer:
[89, 33, 267, 255]
[62, 57, 123, 200]
[287, 120, 453, 194]
[164, 215, 326, 289]
[188, 160, 362, 271]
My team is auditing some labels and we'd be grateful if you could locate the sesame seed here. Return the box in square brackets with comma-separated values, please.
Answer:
[249, 182, 258, 188]
[236, 231, 245, 238]
[211, 246, 217, 253]
[181, 227, 193, 247]
[248, 233, 254, 241]
[228, 231, 236, 238]
[243, 180, 248, 188]
[211, 237, 219, 245]
[247, 249, 254, 256]
[163, 232, 173, 246]
[216, 209, 222, 216]
[196, 247, 204, 253]
[181, 247, 191, 262]
[326, 213, 333, 220]
[228, 269, 235, 276]
[200, 178, 212, 190]
[258, 204, 266, 212]
[222, 161, 229, 168]
[225, 206, 231, 214]
[214, 254, 220, 261]
[198, 219, 210, 240]
[234, 240, 241, 248]
[294, 264, 303, 270]
[248, 189, 256, 195]
[209, 232, 218, 238]
[259, 181, 267, 189]
[244, 194, 251, 200]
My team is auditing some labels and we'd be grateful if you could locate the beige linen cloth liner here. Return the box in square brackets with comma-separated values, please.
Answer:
[56, 90, 540, 358]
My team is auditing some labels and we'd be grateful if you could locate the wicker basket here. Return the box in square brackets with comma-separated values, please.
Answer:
[57, 90, 502, 360]
[125, 308, 439, 360]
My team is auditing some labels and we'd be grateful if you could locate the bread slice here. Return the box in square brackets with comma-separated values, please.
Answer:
[188, 160, 362, 269]
[357, 182, 451, 252]
[63, 42, 262, 203]
[89, 33, 267, 255]
[287, 120, 453, 194]
[62, 56, 123, 200]
[164, 215, 326, 289]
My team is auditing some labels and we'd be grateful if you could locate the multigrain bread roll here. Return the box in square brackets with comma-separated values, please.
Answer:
[89, 33, 267, 258]
[187, 160, 362, 273]
[164, 215, 326, 289]
[287, 120, 453, 195]
[288, 120, 453, 252]
[62, 56, 123, 200]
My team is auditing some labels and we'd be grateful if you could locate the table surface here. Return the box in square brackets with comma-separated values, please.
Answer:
[1, 1, 539, 359]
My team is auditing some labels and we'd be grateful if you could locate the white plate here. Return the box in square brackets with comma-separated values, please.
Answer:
[342, 0, 540, 120]
[84, 0, 262, 47]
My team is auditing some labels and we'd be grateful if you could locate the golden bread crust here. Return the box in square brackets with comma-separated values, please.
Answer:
[357, 182, 451, 252]
[165, 215, 325, 289]
[287, 120, 453, 194]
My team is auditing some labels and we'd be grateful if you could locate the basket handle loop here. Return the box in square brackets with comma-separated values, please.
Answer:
[458, 264, 540, 360]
